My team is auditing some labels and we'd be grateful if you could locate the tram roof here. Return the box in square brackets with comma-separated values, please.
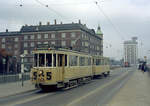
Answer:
[33, 44, 91, 56]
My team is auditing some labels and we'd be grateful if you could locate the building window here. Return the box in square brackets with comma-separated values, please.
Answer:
[30, 58, 33, 63]
[24, 35, 28, 40]
[14, 44, 18, 48]
[51, 34, 55, 38]
[85, 42, 89, 47]
[31, 42, 34, 47]
[24, 58, 28, 63]
[61, 41, 66, 46]
[30, 35, 34, 39]
[44, 34, 48, 39]
[37, 34, 41, 39]
[51, 41, 55, 45]
[44, 42, 48, 44]
[24, 43, 28, 47]
[14, 50, 18, 55]
[61, 33, 66, 38]
[24, 50, 28, 54]
[37, 42, 41, 44]
[2, 38, 5, 43]
[71, 40, 75, 46]
[82, 42, 85, 46]
[82, 34, 85, 39]
[71, 32, 76, 38]
[8, 46, 12, 50]
[14, 37, 18, 42]
[2, 44, 5, 48]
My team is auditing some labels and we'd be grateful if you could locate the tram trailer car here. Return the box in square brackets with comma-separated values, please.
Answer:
[92, 56, 110, 78]
[30, 46, 110, 90]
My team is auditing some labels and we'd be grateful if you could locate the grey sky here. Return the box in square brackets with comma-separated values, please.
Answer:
[0, 0, 150, 60]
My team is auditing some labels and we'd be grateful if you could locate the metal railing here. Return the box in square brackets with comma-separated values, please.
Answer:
[0, 73, 30, 84]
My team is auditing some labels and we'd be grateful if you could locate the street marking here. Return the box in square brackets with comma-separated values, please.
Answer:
[9, 93, 54, 106]
[66, 71, 129, 106]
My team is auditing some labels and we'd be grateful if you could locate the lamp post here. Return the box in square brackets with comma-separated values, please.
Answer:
[20, 54, 25, 87]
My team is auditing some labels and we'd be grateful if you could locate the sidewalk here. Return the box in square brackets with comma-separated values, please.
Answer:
[106, 70, 150, 106]
[0, 80, 35, 98]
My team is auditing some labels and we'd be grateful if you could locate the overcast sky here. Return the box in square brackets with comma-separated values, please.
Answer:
[0, 0, 150, 60]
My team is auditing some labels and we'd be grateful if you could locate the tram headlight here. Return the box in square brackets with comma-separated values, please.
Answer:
[39, 70, 42, 74]
[39, 70, 44, 76]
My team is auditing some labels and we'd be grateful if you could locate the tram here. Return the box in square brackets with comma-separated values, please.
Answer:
[30, 44, 110, 90]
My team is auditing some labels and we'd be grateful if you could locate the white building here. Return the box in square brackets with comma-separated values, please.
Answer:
[124, 37, 138, 65]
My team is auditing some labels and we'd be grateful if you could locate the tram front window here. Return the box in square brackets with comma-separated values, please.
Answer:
[46, 54, 52, 67]
[39, 54, 45, 67]
[34, 54, 38, 67]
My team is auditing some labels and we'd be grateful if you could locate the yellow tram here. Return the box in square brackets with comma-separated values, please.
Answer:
[92, 56, 110, 78]
[30, 44, 110, 90]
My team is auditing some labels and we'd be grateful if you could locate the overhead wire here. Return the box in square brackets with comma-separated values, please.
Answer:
[94, 1, 125, 41]
[34, 0, 65, 18]
[34, 0, 76, 22]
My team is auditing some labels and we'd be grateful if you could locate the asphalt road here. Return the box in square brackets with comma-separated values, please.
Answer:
[0, 67, 135, 106]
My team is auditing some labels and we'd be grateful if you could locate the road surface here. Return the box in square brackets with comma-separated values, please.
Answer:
[0, 67, 134, 106]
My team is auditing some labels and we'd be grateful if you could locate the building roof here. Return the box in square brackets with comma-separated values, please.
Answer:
[0, 23, 102, 40]
[21, 23, 86, 32]
[124, 40, 138, 44]
[20, 23, 98, 37]
[0, 31, 20, 36]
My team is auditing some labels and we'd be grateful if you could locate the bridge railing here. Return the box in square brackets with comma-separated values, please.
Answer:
[0, 73, 30, 84]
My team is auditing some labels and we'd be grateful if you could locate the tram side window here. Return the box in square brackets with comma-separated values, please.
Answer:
[46, 54, 52, 67]
[79, 57, 85, 66]
[96, 59, 101, 65]
[39, 54, 45, 67]
[69, 55, 78, 66]
[93, 59, 96, 65]
[88, 58, 91, 65]
[34, 54, 38, 67]
[58, 54, 63, 66]
[65, 55, 67, 66]
[85, 57, 88, 66]
[58, 54, 67, 67]
[53, 54, 56, 67]
[101, 59, 104, 65]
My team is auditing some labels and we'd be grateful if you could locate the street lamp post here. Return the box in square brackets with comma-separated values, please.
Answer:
[20, 54, 25, 87]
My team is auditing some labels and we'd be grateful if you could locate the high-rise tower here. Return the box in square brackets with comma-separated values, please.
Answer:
[124, 37, 138, 65]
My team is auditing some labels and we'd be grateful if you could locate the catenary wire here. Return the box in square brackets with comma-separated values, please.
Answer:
[94, 1, 125, 41]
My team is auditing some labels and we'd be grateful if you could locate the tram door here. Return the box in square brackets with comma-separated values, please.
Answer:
[58, 54, 65, 81]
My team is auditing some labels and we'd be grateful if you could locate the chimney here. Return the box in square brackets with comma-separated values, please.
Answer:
[47, 22, 50, 25]
[6, 29, 8, 32]
[39, 21, 42, 26]
[54, 19, 57, 25]
[60, 22, 63, 24]
[79, 19, 81, 24]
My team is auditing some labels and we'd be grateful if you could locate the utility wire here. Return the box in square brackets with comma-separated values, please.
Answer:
[94, 1, 125, 41]
[34, 0, 69, 20]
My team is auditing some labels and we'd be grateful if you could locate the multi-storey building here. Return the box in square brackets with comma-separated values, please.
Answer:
[0, 20, 103, 71]
[124, 37, 138, 65]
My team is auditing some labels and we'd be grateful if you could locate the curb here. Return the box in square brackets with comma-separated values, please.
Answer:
[0, 88, 38, 99]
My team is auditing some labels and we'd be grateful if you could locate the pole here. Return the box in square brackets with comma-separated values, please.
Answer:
[20, 54, 25, 87]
